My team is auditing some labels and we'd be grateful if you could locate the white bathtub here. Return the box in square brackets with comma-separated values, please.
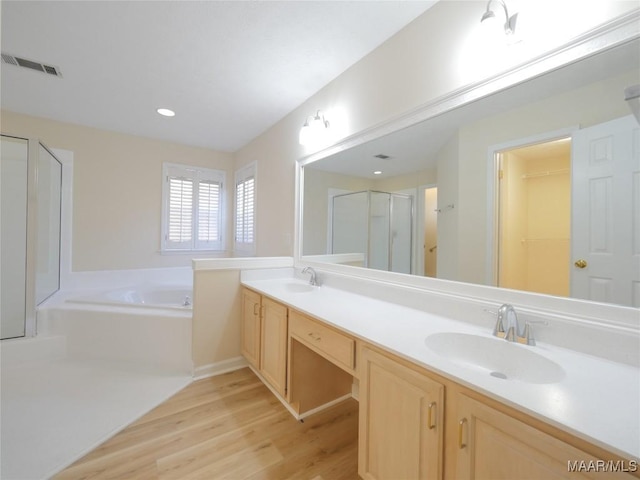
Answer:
[37, 286, 193, 374]
[67, 286, 193, 311]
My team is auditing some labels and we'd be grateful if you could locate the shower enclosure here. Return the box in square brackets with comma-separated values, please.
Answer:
[1, 136, 62, 339]
[331, 190, 413, 274]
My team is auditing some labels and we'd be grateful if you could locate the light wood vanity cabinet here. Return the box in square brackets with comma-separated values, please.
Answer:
[241, 288, 355, 414]
[240, 288, 288, 397]
[359, 345, 444, 480]
[241, 286, 636, 479]
[454, 393, 637, 480]
[289, 309, 356, 375]
[359, 344, 637, 480]
[288, 310, 356, 416]
[240, 288, 262, 369]
[259, 297, 288, 397]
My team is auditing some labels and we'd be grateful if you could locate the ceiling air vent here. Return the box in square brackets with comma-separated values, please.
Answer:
[374, 153, 392, 160]
[1, 52, 63, 77]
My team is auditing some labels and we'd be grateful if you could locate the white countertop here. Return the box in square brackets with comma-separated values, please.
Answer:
[241, 275, 640, 460]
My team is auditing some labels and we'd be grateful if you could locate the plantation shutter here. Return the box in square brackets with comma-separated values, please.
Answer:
[163, 164, 225, 251]
[196, 179, 222, 249]
[166, 172, 195, 249]
[235, 163, 256, 254]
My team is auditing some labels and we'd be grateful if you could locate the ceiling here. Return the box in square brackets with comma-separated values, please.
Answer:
[0, 1, 437, 152]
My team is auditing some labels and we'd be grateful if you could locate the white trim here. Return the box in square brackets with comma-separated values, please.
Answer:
[302, 253, 365, 265]
[192, 356, 248, 380]
[51, 149, 73, 292]
[192, 256, 293, 271]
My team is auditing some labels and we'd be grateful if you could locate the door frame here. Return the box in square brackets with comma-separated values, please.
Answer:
[485, 126, 578, 287]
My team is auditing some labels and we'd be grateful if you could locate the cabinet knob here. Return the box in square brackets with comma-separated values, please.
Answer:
[574, 259, 587, 269]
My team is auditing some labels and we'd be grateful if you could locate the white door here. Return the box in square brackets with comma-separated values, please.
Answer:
[571, 115, 640, 306]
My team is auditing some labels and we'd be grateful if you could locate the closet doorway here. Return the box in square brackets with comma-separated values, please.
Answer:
[496, 137, 571, 297]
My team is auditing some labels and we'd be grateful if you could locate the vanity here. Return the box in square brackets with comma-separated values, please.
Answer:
[239, 268, 639, 480]
[231, 12, 640, 480]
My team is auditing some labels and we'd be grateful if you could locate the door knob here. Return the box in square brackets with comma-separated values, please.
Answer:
[574, 259, 587, 269]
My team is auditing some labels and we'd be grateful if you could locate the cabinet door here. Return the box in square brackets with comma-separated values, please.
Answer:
[240, 288, 261, 369]
[359, 346, 444, 480]
[260, 296, 288, 397]
[455, 393, 636, 480]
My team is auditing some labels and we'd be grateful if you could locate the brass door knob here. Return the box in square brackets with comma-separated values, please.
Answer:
[574, 259, 588, 269]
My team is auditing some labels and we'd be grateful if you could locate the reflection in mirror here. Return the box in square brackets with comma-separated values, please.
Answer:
[301, 39, 640, 308]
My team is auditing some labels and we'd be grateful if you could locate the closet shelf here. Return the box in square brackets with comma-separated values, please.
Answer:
[521, 237, 570, 243]
[522, 168, 570, 179]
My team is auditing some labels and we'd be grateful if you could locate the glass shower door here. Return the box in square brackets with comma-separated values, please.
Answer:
[332, 191, 369, 263]
[390, 194, 413, 274]
[1, 136, 29, 339]
[35, 144, 62, 305]
[0, 137, 63, 339]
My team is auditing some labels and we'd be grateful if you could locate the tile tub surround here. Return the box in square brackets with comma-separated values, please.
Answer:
[241, 268, 640, 460]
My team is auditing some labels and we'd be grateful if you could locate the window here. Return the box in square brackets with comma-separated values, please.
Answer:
[234, 162, 256, 255]
[162, 163, 225, 251]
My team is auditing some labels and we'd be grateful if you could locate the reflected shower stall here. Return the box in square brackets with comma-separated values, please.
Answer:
[331, 190, 413, 274]
[1, 136, 62, 339]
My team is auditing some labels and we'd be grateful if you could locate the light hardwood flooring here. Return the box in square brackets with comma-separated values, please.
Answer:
[54, 368, 359, 480]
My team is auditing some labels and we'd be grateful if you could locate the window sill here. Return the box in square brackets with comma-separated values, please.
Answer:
[159, 249, 229, 256]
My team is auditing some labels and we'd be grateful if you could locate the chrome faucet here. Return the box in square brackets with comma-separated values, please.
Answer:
[493, 304, 535, 345]
[183, 295, 191, 307]
[301, 266, 319, 286]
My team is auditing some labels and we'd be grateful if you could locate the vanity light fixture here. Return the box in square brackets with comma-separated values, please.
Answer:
[480, 0, 518, 36]
[157, 108, 176, 117]
[299, 110, 330, 146]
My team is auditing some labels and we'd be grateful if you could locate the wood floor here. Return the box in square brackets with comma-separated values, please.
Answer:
[54, 368, 360, 480]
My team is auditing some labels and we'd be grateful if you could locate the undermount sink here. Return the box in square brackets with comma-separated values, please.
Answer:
[424, 332, 565, 384]
[283, 281, 316, 293]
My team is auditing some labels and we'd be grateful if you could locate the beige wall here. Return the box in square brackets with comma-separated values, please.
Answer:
[1, 111, 234, 271]
[235, 1, 637, 260]
[192, 269, 243, 369]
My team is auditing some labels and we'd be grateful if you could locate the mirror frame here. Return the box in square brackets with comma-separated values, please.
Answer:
[295, 10, 640, 325]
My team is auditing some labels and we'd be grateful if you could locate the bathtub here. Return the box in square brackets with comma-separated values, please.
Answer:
[37, 286, 193, 374]
[67, 286, 193, 311]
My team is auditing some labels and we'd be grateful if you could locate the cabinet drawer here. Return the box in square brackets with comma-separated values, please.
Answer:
[290, 310, 355, 373]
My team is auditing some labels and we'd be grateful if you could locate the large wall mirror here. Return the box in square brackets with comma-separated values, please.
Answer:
[300, 37, 640, 309]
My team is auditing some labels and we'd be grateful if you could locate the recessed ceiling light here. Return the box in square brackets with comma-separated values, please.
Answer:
[157, 108, 175, 117]
[373, 170, 383, 175]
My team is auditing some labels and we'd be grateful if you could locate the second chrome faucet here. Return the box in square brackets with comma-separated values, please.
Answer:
[493, 304, 536, 346]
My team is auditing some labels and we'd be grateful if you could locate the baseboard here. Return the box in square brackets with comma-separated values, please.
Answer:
[192, 356, 248, 380]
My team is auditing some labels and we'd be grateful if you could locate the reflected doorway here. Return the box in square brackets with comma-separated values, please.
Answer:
[423, 187, 438, 278]
[497, 138, 571, 297]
